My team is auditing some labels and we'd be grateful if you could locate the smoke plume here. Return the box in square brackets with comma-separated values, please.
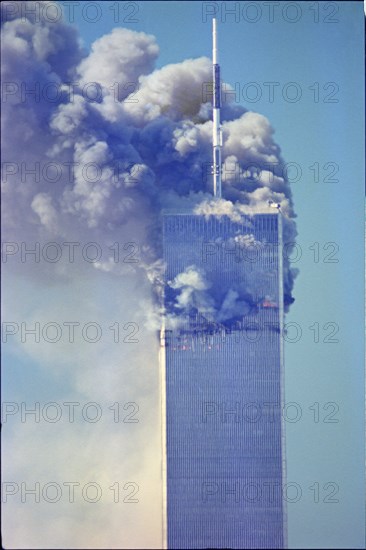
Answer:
[1, 3, 298, 547]
[2, 0, 297, 324]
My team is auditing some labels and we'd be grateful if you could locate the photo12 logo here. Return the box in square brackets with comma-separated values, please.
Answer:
[1, 2, 140, 25]
[201, 2, 340, 24]
[2, 481, 140, 504]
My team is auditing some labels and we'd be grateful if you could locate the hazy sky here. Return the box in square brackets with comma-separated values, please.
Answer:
[2, 1, 364, 548]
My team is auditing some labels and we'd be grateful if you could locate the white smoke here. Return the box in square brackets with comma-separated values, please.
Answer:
[167, 265, 216, 320]
[77, 27, 159, 100]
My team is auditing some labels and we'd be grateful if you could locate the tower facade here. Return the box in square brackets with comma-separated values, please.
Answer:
[161, 212, 287, 549]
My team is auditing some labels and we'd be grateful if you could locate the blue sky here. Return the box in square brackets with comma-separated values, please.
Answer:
[3, 1, 364, 548]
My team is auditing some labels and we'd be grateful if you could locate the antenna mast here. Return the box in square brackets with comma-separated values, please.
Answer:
[212, 18, 222, 198]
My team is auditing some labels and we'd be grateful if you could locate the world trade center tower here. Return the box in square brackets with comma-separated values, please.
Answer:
[160, 212, 287, 549]
[159, 19, 287, 550]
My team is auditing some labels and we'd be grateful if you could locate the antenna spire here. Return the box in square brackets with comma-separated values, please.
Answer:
[212, 18, 222, 198]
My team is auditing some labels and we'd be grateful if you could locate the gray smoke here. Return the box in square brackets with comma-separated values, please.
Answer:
[2, 1, 297, 326]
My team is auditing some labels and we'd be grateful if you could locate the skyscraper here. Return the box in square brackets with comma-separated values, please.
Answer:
[160, 212, 287, 549]
[159, 18, 287, 550]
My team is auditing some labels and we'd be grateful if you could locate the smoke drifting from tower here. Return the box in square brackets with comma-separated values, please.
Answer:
[2, 4, 297, 325]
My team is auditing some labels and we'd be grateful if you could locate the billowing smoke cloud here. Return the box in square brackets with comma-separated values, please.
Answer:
[2, 0, 297, 328]
[167, 265, 216, 323]
[2, 2, 297, 546]
[76, 27, 160, 100]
